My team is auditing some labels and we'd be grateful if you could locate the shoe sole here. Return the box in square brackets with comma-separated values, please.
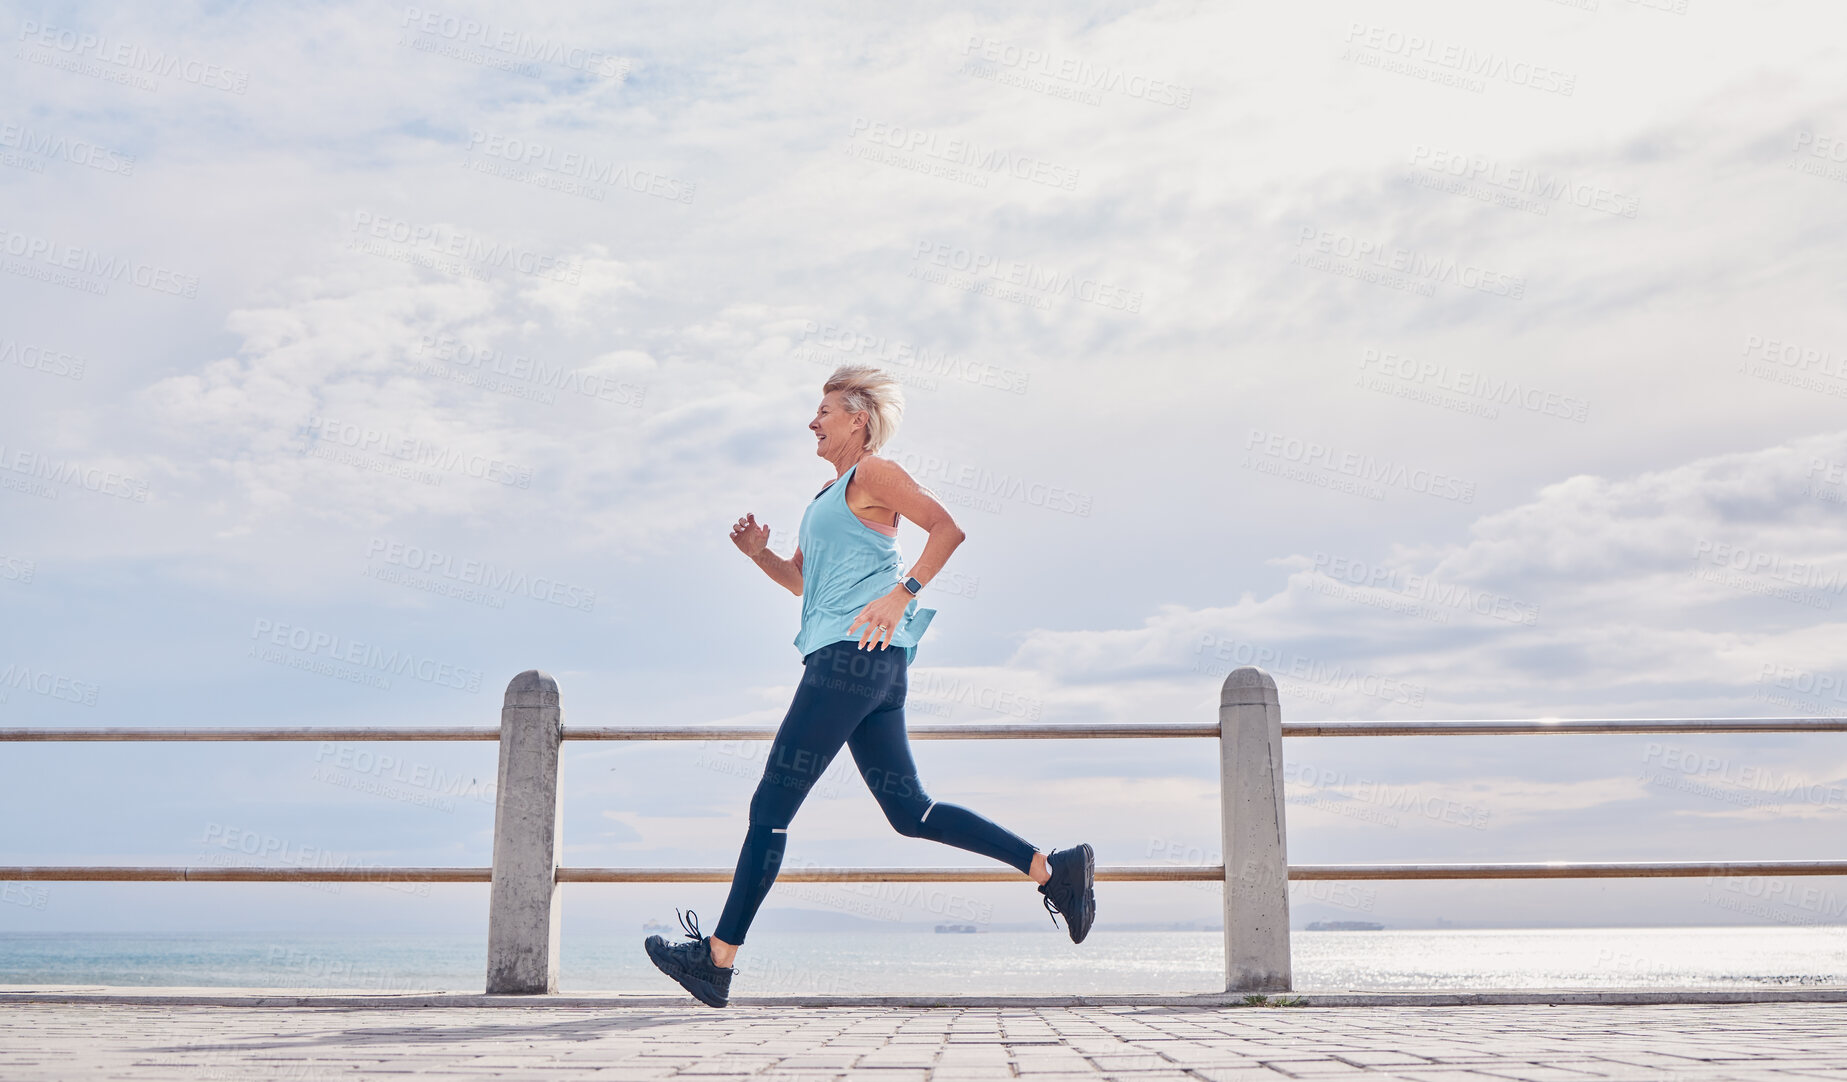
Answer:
[644, 936, 730, 1008]
[1071, 843, 1096, 945]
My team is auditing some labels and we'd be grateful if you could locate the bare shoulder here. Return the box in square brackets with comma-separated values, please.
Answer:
[852, 454, 916, 490]
[853, 455, 956, 530]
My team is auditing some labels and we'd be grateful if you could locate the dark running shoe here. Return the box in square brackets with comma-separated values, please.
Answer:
[1038, 844, 1096, 944]
[644, 908, 732, 1008]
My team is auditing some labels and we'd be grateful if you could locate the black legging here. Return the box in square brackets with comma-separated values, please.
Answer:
[713, 638, 1039, 944]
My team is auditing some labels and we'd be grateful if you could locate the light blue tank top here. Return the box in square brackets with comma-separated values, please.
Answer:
[794, 461, 936, 664]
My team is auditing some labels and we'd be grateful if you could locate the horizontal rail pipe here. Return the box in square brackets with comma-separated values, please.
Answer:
[0, 727, 501, 742]
[0, 867, 493, 882]
[564, 722, 1224, 740]
[554, 865, 1225, 883]
[0, 865, 1221, 883]
[1289, 860, 1847, 879]
[1284, 718, 1847, 736]
[3, 718, 1841, 742]
[0, 723, 1223, 742]
[14, 860, 1847, 883]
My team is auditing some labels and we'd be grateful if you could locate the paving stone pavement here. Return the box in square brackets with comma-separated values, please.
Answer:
[1, 1002, 1844, 1081]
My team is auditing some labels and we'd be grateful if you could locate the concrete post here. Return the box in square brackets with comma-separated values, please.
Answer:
[486, 670, 563, 994]
[1219, 666, 1292, 993]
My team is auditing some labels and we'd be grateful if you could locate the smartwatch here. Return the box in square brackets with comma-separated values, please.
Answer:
[901, 576, 923, 596]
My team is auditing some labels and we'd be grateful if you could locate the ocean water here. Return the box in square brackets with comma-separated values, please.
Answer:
[5, 926, 1847, 994]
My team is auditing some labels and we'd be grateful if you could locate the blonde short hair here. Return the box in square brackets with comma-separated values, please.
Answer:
[823, 364, 905, 453]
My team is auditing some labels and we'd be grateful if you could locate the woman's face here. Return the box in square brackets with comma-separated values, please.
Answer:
[809, 391, 863, 457]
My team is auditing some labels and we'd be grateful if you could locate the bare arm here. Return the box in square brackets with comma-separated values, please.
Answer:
[730, 514, 804, 596]
[842, 457, 966, 650]
[754, 545, 804, 597]
[851, 457, 966, 589]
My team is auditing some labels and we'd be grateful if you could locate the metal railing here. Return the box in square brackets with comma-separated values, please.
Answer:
[2, 665, 1841, 994]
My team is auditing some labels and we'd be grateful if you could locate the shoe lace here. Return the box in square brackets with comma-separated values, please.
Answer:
[676, 907, 704, 944]
[1040, 852, 1065, 930]
[1042, 893, 1064, 931]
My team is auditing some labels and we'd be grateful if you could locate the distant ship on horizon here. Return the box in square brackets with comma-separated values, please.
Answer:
[935, 923, 980, 933]
[1306, 920, 1384, 931]
[642, 919, 671, 933]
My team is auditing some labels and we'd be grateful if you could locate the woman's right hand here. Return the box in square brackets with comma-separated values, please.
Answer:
[730, 513, 770, 558]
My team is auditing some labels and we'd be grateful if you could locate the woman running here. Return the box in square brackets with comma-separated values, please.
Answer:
[644, 363, 1095, 1007]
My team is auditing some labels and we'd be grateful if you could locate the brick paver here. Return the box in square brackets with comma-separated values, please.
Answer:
[0, 1002, 1842, 1080]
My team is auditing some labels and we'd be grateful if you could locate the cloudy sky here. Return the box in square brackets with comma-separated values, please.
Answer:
[4, 0, 1847, 945]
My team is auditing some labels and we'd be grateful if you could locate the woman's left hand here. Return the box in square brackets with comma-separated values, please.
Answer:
[849, 588, 912, 651]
